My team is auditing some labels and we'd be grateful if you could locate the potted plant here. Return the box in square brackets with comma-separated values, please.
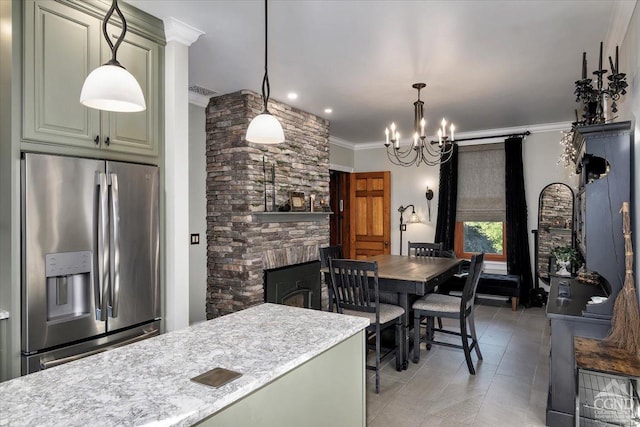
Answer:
[551, 246, 579, 276]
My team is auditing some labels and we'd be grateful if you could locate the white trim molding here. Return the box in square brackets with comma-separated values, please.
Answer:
[329, 136, 357, 150]
[189, 91, 209, 108]
[164, 17, 204, 46]
[329, 163, 354, 173]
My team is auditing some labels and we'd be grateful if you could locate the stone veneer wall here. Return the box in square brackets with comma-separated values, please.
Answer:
[206, 90, 330, 318]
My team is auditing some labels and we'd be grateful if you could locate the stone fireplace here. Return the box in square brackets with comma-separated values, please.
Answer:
[205, 90, 330, 318]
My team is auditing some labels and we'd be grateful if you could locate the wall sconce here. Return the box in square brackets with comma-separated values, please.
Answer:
[398, 204, 421, 255]
[426, 187, 434, 222]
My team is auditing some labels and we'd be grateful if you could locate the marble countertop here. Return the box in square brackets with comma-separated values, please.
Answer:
[0, 304, 368, 426]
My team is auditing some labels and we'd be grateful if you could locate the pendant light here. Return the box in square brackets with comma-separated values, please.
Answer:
[80, 0, 146, 112]
[245, 0, 284, 144]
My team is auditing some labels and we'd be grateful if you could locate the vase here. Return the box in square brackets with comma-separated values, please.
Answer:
[556, 260, 571, 276]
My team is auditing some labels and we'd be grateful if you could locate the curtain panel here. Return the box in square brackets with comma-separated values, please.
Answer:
[504, 136, 534, 306]
[435, 144, 459, 252]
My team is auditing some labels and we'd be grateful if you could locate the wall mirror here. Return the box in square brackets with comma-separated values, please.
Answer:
[536, 183, 574, 285]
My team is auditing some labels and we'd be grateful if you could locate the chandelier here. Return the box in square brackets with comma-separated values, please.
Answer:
[384, 83, 455, 167]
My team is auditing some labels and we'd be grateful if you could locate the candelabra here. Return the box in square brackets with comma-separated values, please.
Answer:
[384, 83, 455, 167]
[574, 42, 627, 125]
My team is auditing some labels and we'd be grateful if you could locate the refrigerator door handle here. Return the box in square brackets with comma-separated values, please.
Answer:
[94, 171, 109, 321]
[108, 173, 120, 318]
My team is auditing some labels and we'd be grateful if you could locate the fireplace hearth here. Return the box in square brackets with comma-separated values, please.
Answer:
[264, 261, 321, 310]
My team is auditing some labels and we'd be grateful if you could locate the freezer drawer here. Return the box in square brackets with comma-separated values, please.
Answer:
[22, 321, 160, 375]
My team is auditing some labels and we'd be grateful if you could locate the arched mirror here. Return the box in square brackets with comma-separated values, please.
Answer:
[536, 183, 574, 285]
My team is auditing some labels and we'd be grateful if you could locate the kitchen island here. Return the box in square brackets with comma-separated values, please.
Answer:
[0, 304, 369, 426]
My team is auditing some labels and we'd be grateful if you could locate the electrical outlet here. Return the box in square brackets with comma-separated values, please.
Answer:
[190, 233, 200, 245]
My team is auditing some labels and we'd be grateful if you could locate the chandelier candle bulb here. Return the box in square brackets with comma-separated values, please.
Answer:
[395, 133, 400, 149]
[438, 129, 442, 145]
[385, 128, 390, 146]
[420, 118, 426, 137]
[450, 124, 455, 141]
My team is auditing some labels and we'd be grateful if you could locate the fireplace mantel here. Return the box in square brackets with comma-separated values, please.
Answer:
[253, 212, 332, 223]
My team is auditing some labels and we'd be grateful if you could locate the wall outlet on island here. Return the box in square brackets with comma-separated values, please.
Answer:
[190, 233, 200, 245]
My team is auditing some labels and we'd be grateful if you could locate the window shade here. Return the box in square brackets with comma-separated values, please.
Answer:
[456, 143, 505, 222]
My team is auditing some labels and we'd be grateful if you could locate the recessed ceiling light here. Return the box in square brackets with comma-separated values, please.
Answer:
[287, 92, 298, 100]
[324, 108, 333, 114]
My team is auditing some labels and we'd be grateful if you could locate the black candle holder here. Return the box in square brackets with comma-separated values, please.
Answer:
[574, 42, 627, 126]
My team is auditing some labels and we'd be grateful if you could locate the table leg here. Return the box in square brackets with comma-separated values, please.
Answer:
[398, 292, 409, 370]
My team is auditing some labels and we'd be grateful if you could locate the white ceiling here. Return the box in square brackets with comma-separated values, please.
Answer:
[128, 0, 624, 144]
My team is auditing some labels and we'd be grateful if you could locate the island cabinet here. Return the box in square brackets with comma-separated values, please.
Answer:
[0, 304, 369, 427]
[22, 0, 163, 160]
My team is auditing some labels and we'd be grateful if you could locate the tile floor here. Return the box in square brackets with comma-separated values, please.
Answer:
[365, 299, 550, 427]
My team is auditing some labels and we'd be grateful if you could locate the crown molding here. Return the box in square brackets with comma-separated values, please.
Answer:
[348, 121, 573, 151]
[604, 0, 637, 55]
[164, 17, 205, 46]
[329, 136, 357, 150]
[189, 92, 209, 108]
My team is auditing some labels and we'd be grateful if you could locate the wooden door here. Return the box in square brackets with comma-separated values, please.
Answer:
[348, 172, 391, 259]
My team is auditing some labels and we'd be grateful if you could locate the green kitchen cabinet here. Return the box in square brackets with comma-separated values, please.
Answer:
[22, 0, 162, 159]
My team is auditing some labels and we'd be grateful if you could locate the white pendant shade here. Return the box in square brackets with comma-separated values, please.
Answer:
[80, 64, 146, 112]
[245, 113, 285, 144]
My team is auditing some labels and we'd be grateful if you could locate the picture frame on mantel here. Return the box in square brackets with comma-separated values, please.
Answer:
[289, 191, 306, 212]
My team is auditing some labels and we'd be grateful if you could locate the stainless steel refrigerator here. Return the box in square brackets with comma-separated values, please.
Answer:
[21, 153, 161, 374]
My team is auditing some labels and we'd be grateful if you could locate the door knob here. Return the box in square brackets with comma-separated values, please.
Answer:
[94, 135, 100, 145]
[384, 241, 389, 247]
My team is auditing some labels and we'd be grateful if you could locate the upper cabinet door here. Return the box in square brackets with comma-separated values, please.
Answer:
[23, 0, 101, 148]
[101, 24, 159, 157]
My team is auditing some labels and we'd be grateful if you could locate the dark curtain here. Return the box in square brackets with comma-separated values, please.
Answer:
[504, 137, 534, 306]
[435, 144, 459, 252]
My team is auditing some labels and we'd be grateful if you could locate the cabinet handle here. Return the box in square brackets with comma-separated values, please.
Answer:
[94, 135, 100, 145]
[105, 137, 111, 146]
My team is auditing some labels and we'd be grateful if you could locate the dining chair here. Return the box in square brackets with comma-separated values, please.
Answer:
[328, 258, 405, 393]
[319, 245, 343, 311]
[408, 241, 443, 257]
[412, 253, 485, 374]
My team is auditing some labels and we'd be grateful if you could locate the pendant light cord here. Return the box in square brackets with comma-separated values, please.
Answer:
[103, 0, 127, 66]
[261, 0, 271, 113]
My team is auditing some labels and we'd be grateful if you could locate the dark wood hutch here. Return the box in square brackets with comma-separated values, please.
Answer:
[546, 121, 633, 426]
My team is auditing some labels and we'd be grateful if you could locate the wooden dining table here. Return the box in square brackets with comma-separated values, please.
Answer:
[323, 254, 463, 370]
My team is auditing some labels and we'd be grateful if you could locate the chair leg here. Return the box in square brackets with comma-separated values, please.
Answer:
[413, 311, 422, 363]
[460, 317, 475, 375]
[375, 325, 381, 393]
[426, 316, 433, 351]
[511, 297, 518, 311]
[437, 317, 443, 329]
[468, 311, 482, 360]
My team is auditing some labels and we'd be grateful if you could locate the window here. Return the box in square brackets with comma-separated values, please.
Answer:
[454, 143, 506, 261]
[455, 221, 506, 261]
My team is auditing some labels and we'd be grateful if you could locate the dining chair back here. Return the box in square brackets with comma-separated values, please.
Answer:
[412, 253, 485, 374]
[408, 241, 443, 257]
[319, 245, 343, 311]
[328, 258, 404, 393]
[319, 245, 343, 268]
